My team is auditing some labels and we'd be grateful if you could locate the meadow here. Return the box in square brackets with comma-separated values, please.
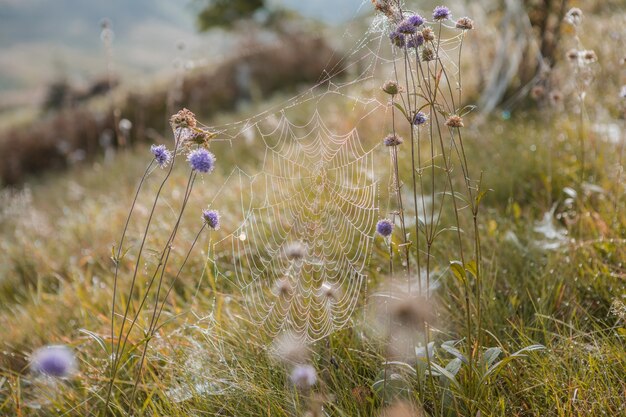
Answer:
[0, 1, 625, 416]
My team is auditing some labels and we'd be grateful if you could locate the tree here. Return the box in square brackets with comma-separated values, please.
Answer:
[195, 0, 266, 31]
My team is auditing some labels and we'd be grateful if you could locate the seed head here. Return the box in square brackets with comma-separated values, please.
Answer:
[187, 148, 216, 173]
[421, 47, 435, 62]
[382, 80, 401, 95]
[170, 108, 197, 130]
[290, 364, 317, 389]
[445, 115, 464, 128]
[421, 27, 435, 42]
[455, 17, 474, 30]
[376, 219, 394, 237]
[412, 111, 428, 126]
[383, 133, 404, 147]
[202, 209, 220, 229]
[150, 144, 172, 168]
[31, 345, 77, 378]
[433, 6, 451, 21]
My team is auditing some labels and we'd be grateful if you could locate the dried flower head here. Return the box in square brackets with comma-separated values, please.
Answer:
[376, 219, 394, 237]
[421, 47, 435, 62]
[433, 6, 451, 21]
[170, 108, 196, 130]
[412, 111, 428, 126]
[202, 209, 220, 229]
[610, 299, 626, 321]
[352, 386, 373, 405]
[285, 241, 306, 260]
[290, 364, 317, 389]
[186, 128, 216, 149]
[389, 31, 406, 48]
[564, 7, 583, 26]
[445, 115, 464, 128]
[421, 27, 435, 42]
[187, 148, 216, 173]
[397, 20, 417, 35]
[150, 144, 172, 168]
[407, 14, 425, 27]
[372, 0, 400, 22]
[31, 345, 77, 378]
[407, 33, 424, 49]
[382, 80, 401, 95]
[455, 17, 474, 30]
[383, 133, 404, 147]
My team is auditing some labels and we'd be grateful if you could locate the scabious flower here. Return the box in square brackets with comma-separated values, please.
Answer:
[455, 17, 474, 30]
[389, 31, 406, 48]
[202, 209, 220, 229]
[421, 27, 435, 42]
[445, 115, 464, 128]
[412, 111, 428, 126]
[376, 219, 394, 237]
[407, 33, 424, 49]
[383, 133, 404, 147]
[150, 144, 172, 168]
[433, 6, 451, 21]
[407, 14, 425, 27]
[396, 20, 417, 35]
[290, 364, 317, 389]
[30, 345, 77, 378]
[187, 148, 216, 173]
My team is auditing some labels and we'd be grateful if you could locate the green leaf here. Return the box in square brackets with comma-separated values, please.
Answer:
[449, 261, 466, 281]
[441, 340, 468, 364]
[445, 358, 463, 376]
[393, 102, 410, 122]
[428, 362, 461, 390]
[481, 347, 502, 370]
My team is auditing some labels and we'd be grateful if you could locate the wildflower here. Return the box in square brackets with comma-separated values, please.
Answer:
[396, 20, 417, 35]
[170, 108, 197, 130]
[433, 6, 451, 21]
[407, 14, 424, 27]
[202, 209, 220, 229]
[285, 241, 306, 260]
[186, 128, 216, 149]
[421, 47, 435, 62]
[421, 27, 435, 42]
[389, 31, 406, 48]
[564, 7, 583, 26]
[383, 133, 404, 147]
[455, 17, 474, 30]
[412, 111, 428, 126]
[290, 364, 317, 389]
[445, 115, 464, 128]
[271, 332, 309, 364]
[376, 219, 394, 237]
[150, 144, 172, 168]
[382, 80, 401, 95]
[30, 345, 77, 378]
[187, 148, 216, 173]
[407, 33, 424, 49]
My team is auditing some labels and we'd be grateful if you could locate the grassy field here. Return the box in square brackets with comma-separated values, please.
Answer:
[1, 3, 625, 417]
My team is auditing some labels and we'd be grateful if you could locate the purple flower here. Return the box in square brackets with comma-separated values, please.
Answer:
[389, 31, 406, 48]
[151, 144, 172, 168]
[376, 219, 394, 237]
[31, 345, 77, 378]
[407, 14, 425, 27]
[187, 148, 216, 173]
[396, 20, 417, 35]
[202, 209, 220, 230]
[412, 111, 428, 126]
[290, 364, 317, 389]
[407, 33, 424, 49]
[433, 6, 451, 21]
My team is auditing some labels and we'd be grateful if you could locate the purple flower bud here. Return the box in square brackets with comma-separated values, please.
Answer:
[389, 31, 406, 48]
[433, 6, 451, 21]
[151, 144, 172, 168]
[407, 33, 424, 49]
[187, 148, 216, 173]
[202, 209, 220, 229]
[407, 14, 425, 27]
[31, 345, 77, 378]
[376, 219, 394, 237]
[412, 111, 428, 126]
[396, 20, 417, 35]
[290, 364, 317, 389]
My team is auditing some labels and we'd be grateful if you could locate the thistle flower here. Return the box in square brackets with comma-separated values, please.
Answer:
[445, 115, 464, 128]
[433, 6, 451, 21]
[407, 33, 424, 49]
[376, 219, 394, 237]
[389, 31, 406, 48]
[30, 345, 77, 378]
[407, 14, 424, 27]
[187, 148, 216, 173]
[421, 47, 435, 62]
[290, 364, 317, 389]
[150, 144, 172, 168]
[382, 80, 401, 95]
[202, 209, 220, 229]
[396, 20, 417, 35]
[383, 133, 404, 147]
[455, 17, 474, 30]
[412, 111, 428, 126]
[421, 27, 435, 42]
[170, 108, 197, 130]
